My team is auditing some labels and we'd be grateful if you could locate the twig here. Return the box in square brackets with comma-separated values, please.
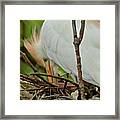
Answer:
[20, 77, 40, 87]
[63, 81, 67, 93]
[63, 73, 69, 92]
[58, 96, 73, 100]
[41, 94, 59, 99]
[32, 74, 58, 87]
[20, 74, 45, 87]
[72, 20, 85, 100]
[64, 89, 73, 98]
[59, 89, 65, 96]
[31, 72, 79, 87]
[21, 73, 57, 87]
[41, 94, 73, 100]
[20, 51, 37, 72]
[30, 90, 40, 100]
[20, 86, 45, 91]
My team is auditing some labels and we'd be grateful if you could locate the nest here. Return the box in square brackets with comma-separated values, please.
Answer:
[20, 73, 100, 100]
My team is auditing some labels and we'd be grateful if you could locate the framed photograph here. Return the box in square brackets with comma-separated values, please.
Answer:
[0, 0, 119, 119]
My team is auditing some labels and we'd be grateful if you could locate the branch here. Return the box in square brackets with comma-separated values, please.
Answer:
[20, 73, 57, 87]
[79, 20, 85, 41]
[31, 72, 79, 87]
[72, 20, 86, 100]
[20, 51, 37, 72]
[72, 20, 77, 38]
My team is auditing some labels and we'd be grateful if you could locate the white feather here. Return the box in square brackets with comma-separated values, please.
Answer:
[37, 20, 100, 86]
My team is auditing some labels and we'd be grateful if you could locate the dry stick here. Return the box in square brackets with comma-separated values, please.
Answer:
[20, 74, 44, 86]
[20, 74, 57, 87]
[41, 94, 59, 99]
[58, 96, 73, 100]
[30, 90, 40, 100]
[63, 81, 67, 93]
[63, 73, 69, 92]
[20, 77, 40, 88]
[59, 89, 65, 96]
[31, 72, 79, 87]
[20, 51, 37, 72]
[72, 20, 85, 100]
[20, 87, 44, 91]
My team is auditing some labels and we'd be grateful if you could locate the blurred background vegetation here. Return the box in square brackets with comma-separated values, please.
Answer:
[20, 20, 44, 75]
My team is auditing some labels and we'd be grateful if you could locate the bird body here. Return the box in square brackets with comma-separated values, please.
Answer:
[25, 20, 100, 86]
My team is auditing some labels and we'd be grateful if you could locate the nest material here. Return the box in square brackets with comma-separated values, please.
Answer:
[20, 73, 100, 100]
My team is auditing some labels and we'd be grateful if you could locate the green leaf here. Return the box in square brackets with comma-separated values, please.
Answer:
[57, 66, 75, 82]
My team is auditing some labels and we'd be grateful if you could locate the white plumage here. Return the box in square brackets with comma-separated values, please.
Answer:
[35, 20, 100, 86]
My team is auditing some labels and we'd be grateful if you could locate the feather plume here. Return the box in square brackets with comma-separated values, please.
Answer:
[24, 27, 45, 67]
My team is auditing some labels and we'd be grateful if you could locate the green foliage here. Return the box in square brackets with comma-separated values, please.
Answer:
[20, 20, 44, 40]
[20, 60, 34, 75]
[57, 66, 75, 82]
[20, 20, 44, 75]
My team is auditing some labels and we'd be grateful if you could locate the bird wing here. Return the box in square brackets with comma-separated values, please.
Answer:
[40, 20, 100, 86]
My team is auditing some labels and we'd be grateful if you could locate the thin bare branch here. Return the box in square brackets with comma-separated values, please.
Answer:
[72, 20, 77, 38]
[20, 51, 37, 72]
[79, 20, 85, 41]
[72, 20, 86, 100]
[31, 72, 79, 87]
